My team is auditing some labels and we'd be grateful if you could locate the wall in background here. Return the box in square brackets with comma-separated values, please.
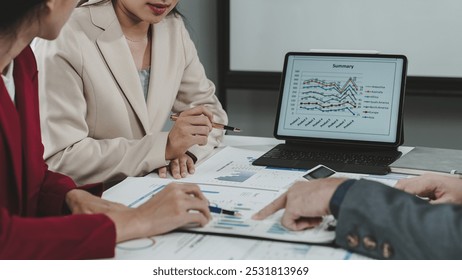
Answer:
[178, 1, 218, 83]
[229, 0, 462, 77]
[180, 1, 462, 149]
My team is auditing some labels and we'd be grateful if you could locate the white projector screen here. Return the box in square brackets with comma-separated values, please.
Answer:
[230, 0, 462, 78]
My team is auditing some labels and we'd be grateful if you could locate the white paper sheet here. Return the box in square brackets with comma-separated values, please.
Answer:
[114, 232, 368, 260]
[104, 177, 335, 244]
[174, 146, 307, 191]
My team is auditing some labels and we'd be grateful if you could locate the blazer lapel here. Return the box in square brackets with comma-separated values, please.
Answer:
[91, 4, 150, 133]
[146, 20, 179, 131]
[0, 79, 23, 199]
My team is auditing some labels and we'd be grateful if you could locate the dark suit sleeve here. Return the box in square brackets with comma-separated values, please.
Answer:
[335, 179, 462, 259]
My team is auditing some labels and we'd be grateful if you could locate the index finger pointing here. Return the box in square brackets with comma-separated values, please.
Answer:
[252, 192, 287, 220]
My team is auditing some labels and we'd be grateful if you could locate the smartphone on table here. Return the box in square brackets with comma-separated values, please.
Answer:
[303, 164, 336, 180]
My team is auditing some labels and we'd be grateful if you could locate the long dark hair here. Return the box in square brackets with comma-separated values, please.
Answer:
[77, 0, 183, 17]
[0, 0, 45, 38]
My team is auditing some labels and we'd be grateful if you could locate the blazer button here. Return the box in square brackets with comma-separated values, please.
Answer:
[362, 236, 377, 250]
[346, 233, 359, 248]
[381, 242, 394, 259]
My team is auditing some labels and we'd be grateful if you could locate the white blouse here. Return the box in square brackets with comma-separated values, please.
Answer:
[1, 62, 15, 104]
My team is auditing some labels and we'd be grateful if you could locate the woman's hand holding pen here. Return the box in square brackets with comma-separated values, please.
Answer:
[396, 174, 462, 204]
[165, 106, 213, 160]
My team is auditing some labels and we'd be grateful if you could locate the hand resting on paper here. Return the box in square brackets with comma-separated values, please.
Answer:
[157, 153, 196, 179]
[67, 182, 211, 242]
[395, 173, 462, 204]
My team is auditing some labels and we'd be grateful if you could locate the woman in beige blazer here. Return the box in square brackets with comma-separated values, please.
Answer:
[35, 0, 228, 185]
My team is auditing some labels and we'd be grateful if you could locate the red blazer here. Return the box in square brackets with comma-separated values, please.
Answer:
[0, 47, 116, 259]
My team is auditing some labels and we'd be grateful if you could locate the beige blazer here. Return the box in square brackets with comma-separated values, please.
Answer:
[35, 2, 227, 186]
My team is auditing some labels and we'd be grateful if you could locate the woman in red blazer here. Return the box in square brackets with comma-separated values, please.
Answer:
[0, 0, 211, 259]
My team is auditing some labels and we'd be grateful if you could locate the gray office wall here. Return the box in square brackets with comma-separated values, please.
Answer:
[229, 0, 462, 77]
[178, 1, 218, 83]
[180, 1, 462, 149]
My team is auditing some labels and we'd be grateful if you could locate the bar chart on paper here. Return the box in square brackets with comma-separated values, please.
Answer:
[181, 146, 307, 191]
[105, 176, 336, 245]
[189, 183, 336, 244]
[214, 162, 258, 183]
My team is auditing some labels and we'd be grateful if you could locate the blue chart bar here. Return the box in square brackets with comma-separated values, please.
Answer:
[293, 246, 311, 255]
[128, 185, 165, 208]
[267, 223, 291, 235]
[217, 222, 251, 228]
[214, 215, 251, 229]
[343, 252, 353, 260]
[202, 190, 220, 194]
[215, 170, 256, 183]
